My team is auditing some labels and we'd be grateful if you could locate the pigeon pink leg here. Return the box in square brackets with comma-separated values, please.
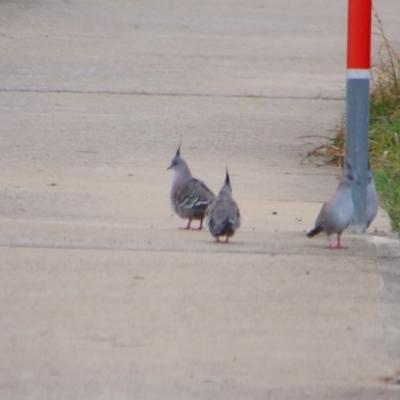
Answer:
[179, 219, 192, 230]
[335, 234, 346, 249]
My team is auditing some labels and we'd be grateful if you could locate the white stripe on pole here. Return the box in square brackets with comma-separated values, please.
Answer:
[346, 69, 371, 79]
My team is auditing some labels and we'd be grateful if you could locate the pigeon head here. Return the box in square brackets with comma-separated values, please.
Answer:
[167, 143, 191, 175]
[342, 161, 359, 187]
[167, 145, 181, 170]
[218, 168, 232, 197]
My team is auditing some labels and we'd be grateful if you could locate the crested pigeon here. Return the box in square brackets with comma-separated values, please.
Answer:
[366, 163, 378, 229]
[307, 162, 358, 249]
[206, 169, 240, 243]
[167, 144, 215, 230]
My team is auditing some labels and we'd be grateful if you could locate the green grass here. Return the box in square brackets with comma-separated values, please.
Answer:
[370, 116, 400, 232]
[366, 10, 400, 232]
[361, 18, 400, 232]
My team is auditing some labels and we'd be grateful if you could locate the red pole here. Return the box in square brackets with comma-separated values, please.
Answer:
[347, 0, 372, 70]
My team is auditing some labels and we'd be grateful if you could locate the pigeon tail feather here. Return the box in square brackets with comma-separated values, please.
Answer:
[212, 218, 233, 236]
[307, 225, 323, 238]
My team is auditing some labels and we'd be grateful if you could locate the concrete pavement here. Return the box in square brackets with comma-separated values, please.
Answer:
[1, 1, 399, 399]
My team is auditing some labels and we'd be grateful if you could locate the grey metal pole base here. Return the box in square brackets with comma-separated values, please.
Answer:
[345, 76, 370, 234]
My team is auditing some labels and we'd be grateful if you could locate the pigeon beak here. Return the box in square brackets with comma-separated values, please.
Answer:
[167, 159, 176, 170]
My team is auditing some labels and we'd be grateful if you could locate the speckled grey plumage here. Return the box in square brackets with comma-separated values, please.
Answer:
[206, 169, 240, 242]
[307, 162, 358, 248]
[168, 144, 215, 230]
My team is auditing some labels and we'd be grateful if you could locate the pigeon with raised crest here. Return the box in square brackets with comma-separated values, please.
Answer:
[168, 144, 215, 230]
[206, 169, 240, 242]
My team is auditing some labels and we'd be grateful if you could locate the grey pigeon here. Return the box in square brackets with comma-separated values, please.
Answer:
[366, 163, 379, 229]
[307, 162, 358, 249]
[167, 144, 215, 230]
[206, 169, 240, 243]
